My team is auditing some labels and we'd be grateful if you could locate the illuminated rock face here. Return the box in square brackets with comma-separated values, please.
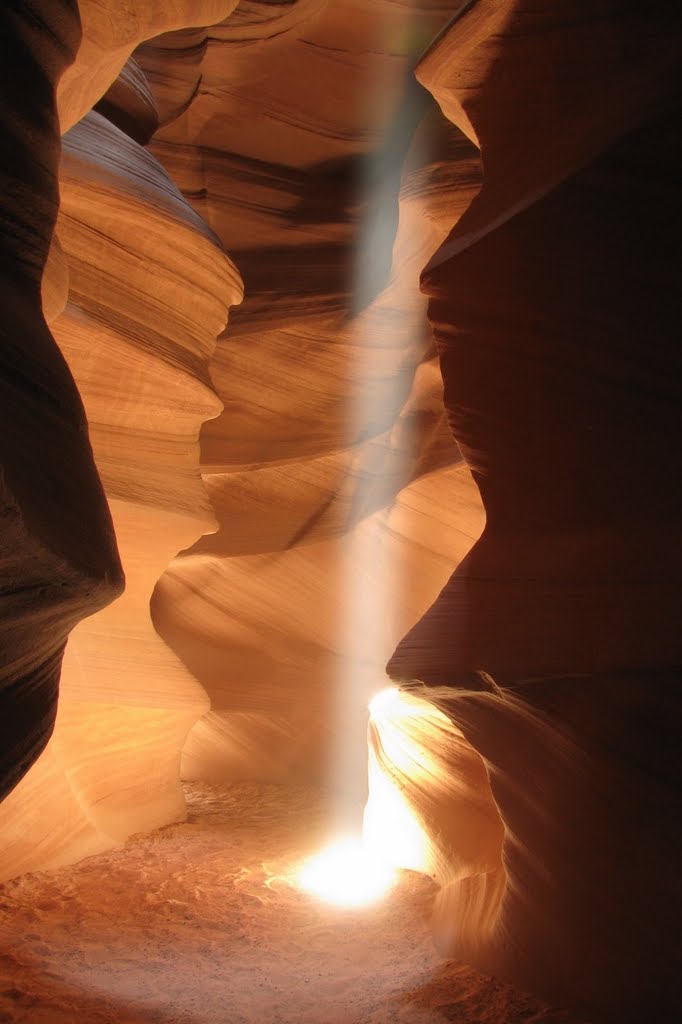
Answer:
[0, 2, 680, 1023]
[1, 0, 481, 871]
[0, 4, 241, 877]
[146, 0, 483, 795]
[57, 0, 241, 132]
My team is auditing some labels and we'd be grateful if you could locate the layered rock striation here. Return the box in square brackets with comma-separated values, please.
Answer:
[0, 2, 679, 1022]
[146, 0, 485, 797]
[0, 2, 123, 806]
[0, 3, 241, 877]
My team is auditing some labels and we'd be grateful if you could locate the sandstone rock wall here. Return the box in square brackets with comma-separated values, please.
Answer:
[0, 3, 679, 1021]
[383, 3, 682, 1020]
[144, 0, 486, 798]
[0, 2, 241, 878]
[0, 2, 123, 808]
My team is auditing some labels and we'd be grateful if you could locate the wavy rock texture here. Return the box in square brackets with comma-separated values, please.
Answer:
[145, 1, 485, 805]
[57, 0, 240, 132]
[381, 2, 682, 1021]
[0, 2, 679, 1021]
[0, 35, 241, 877]
[0, 2, 123, 805]
[136, 0, 329, 129]
[93, 56, 159, 145]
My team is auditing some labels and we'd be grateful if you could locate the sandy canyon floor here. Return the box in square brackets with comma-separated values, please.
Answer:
[0, 782, 585, 1024]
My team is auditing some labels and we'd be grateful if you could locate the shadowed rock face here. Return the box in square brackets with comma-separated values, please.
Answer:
[0, 2, 241, 875]
[0, 2, 123, 803]
[0, 1, 680, 1022]
[384, 3, 682, 1021]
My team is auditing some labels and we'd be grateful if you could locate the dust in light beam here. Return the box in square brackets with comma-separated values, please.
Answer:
[298, 7, 443, 910]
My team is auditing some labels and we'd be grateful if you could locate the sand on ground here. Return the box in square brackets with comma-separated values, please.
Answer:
[0, 782, 585, 1024]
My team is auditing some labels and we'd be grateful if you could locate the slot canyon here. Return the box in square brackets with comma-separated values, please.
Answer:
[0, 1, 680, 1022]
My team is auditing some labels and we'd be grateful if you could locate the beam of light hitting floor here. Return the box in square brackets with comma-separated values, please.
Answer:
[326, 12, 435, 823]
[297, 837, 396, 908]
[297, 687, 446, 906]
[299, 10, 444, 906]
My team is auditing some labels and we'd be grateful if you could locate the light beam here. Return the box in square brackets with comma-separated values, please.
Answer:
[297, 836, 395, 908]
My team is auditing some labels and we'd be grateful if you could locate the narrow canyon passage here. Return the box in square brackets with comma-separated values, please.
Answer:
[1, 2, 680, 1023]
[0, 783, 582, 1024]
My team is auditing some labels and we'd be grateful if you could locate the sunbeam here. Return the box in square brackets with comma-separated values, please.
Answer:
[297, 836, 396, 908]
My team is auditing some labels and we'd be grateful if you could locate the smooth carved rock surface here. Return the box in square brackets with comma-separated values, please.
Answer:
[383, 2, 682, 1021]
[0, 2, 123, 805]
[94, 56, 159, 145]
[146, 0, 485, 795]
[0, 2, 679, 1022]
[136, 0, 329, 129]
[0, 99, 241, 875]
[57, 0, 241, 132]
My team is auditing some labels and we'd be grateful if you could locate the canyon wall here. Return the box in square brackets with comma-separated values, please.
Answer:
[382, 3, 682, 1021]
[0, 2, 123, 808]
[0, 0, 242, 875]
[0, 2, 680, 1022]
[1, 0, 481, 869]
[145, 0, 484, 802]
